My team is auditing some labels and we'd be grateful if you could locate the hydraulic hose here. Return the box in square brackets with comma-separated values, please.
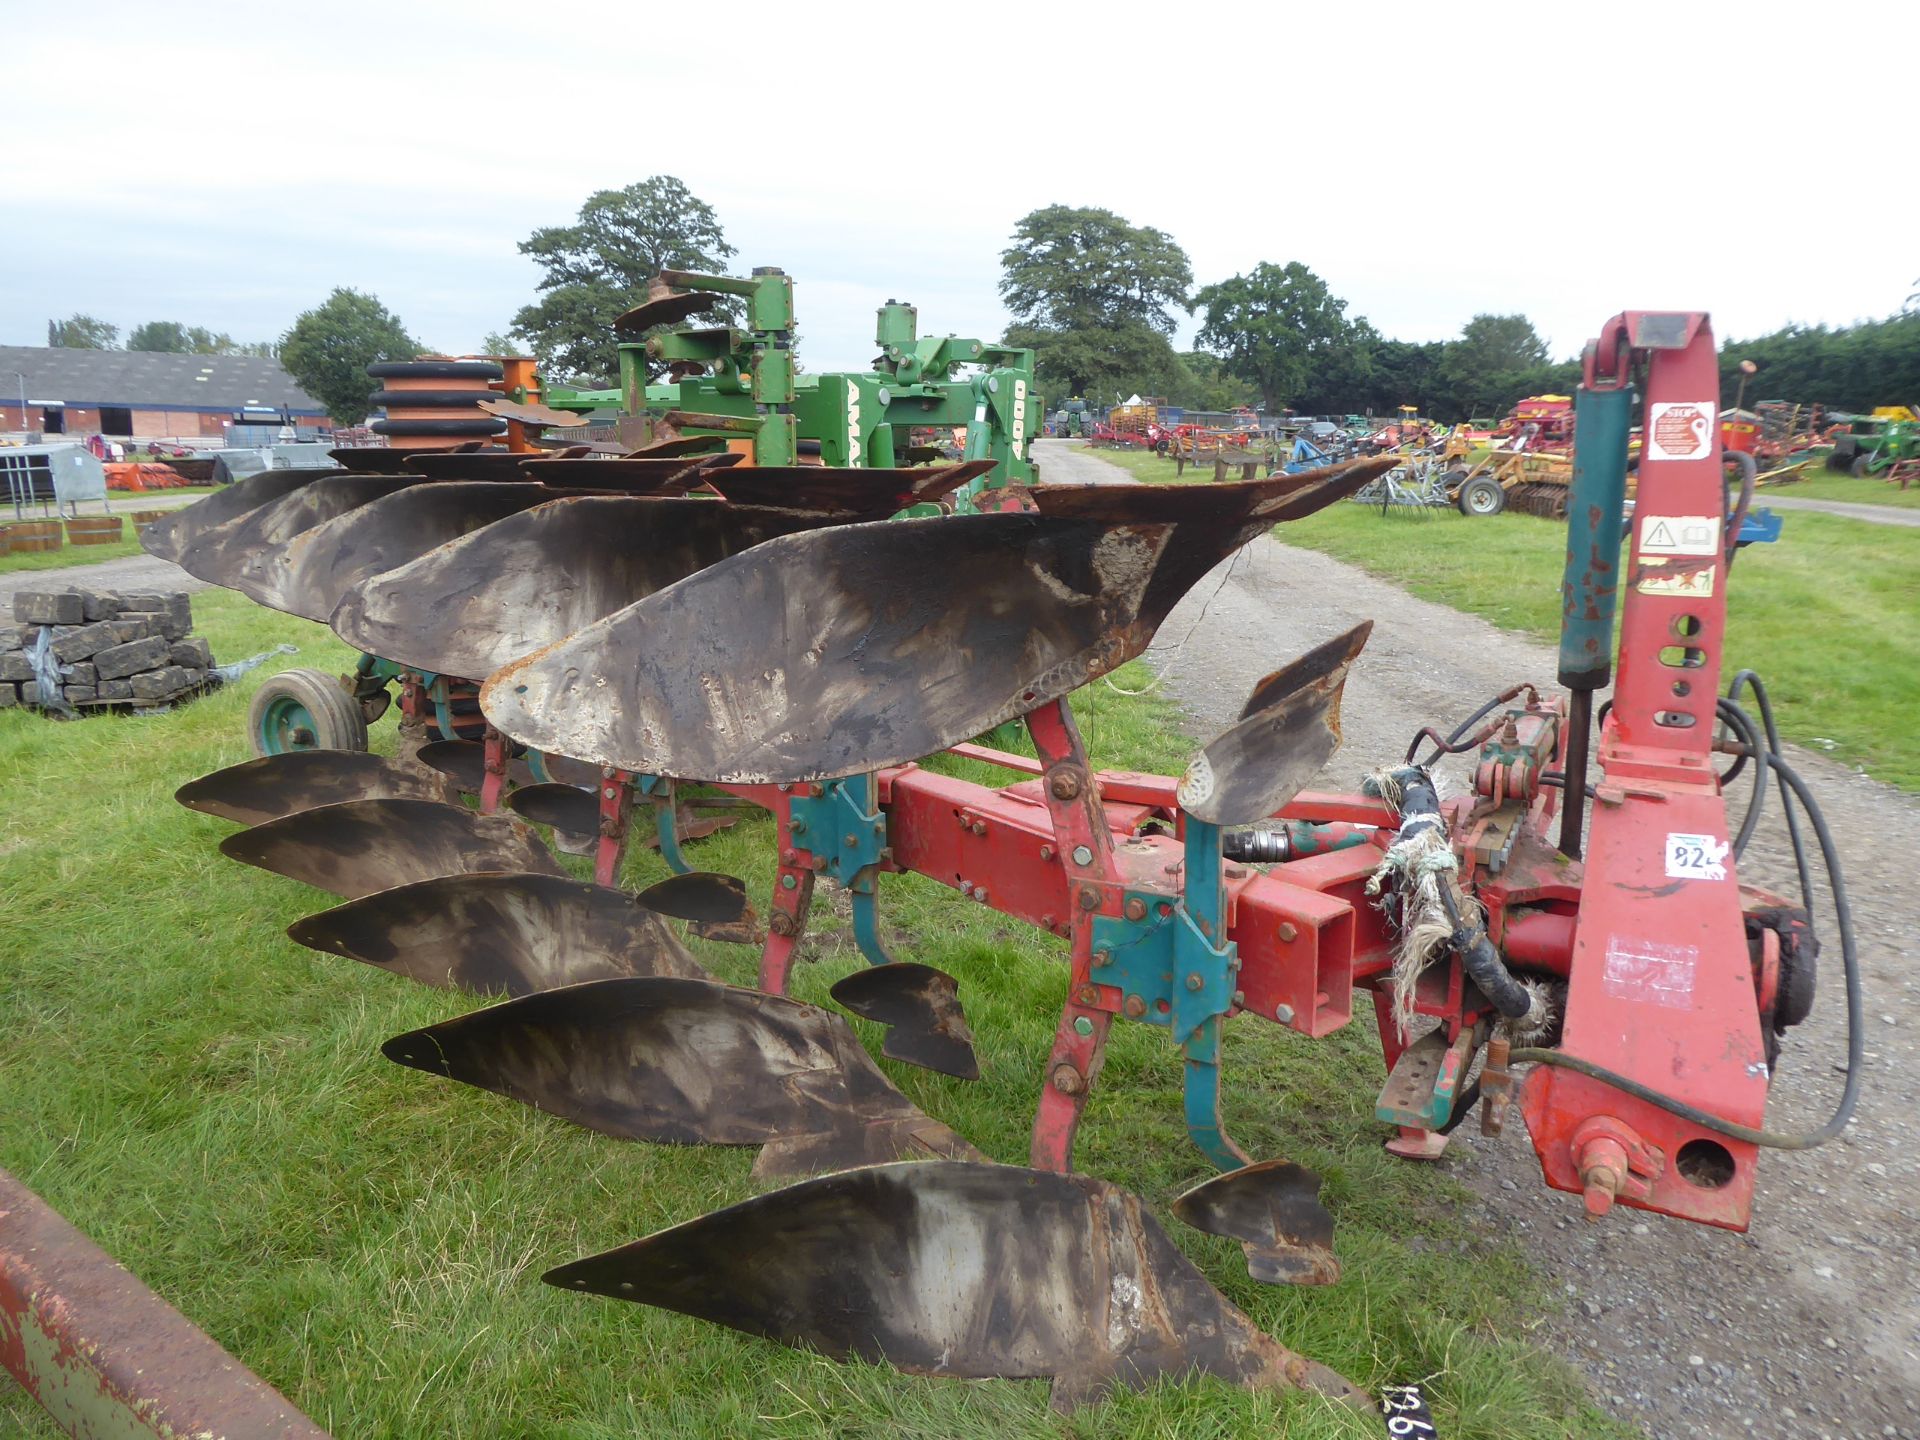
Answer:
[1725, 671, 1816, 909]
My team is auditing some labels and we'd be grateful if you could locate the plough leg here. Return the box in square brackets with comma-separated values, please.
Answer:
[642, 775, 691, 875]
[594, 769, 634, 888]
[1030, 997, 1112, 1171]
[479, 725, 509, 815]
[1026, 698, 1120, 1173]
[1182, 1015, 1251, 1171]
[762, 790, 817, 994]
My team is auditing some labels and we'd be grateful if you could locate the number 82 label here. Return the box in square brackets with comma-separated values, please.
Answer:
[1665, 832, 1730, 881]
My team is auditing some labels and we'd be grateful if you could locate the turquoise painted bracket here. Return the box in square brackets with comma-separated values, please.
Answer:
[790, 775, 894, 967]
[632, 774, 689, 874]
[1090, 819, 1244, 1169]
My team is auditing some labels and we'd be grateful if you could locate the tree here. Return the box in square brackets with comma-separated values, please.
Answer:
[129, 321, 192, 352]
[510, 176, 736, 385]
[479, 331, 522, 358]
[1434, 313, 1552, 417]
[1195, 262, 1369, 413]
[48, 314, 118, 349]
[999, 205, 1191, 336]
[1356, 338, 1447, 416]
[129, 322, 270, 355]
[997, 206, 1193, 408]
[1006, 319, 1181, 409]
[1167, 350, 1259, 411]
[279, 289, 420, 425]
[1716, 311, 1920, 413]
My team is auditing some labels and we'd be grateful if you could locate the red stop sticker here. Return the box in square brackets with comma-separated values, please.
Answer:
[1648, 402, 1714, 461]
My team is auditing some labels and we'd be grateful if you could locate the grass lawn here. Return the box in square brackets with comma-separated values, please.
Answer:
[0, 588, 1626, 1439]
[1762, 470, 1920, 509]
[1085, 447, 1920, 791]
[0, 492, 218, 573]
[0, 533, 146, 574]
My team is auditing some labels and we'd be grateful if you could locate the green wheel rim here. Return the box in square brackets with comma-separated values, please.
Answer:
[258, 695, 321, 754]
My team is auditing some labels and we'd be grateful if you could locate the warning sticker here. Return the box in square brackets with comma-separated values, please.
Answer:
[1647, 401, 1716, 461]
[1602, 937, 1698, 1010]
[1639, 513, 1721, 557]
[1637, 563, 1715, 597]
[1665, 832, 1731, 880]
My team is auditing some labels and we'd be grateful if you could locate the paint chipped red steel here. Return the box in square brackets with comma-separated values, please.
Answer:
[0, 1166, 330, 1439]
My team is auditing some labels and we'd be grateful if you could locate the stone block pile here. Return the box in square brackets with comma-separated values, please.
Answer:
[2, 588, 218, 712]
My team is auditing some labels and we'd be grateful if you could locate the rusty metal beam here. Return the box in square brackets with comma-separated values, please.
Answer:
[0, 1166, 330, 1438]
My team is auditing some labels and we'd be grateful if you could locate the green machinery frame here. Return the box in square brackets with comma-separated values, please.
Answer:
[546, 268, 1039, 509]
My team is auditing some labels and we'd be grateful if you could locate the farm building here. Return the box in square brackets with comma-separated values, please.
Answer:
[0, 346, 330, 439]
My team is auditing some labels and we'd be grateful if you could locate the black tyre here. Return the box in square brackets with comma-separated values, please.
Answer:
[1826, 439, 1856, 471]
[1457, 475, 1506, 516]
[247, 668, 369, 756]
[369, 389, 502, 409]
[366, 360, 504, 381]
[1439, 466, 1469, 491]
[370, 417, 508, 438]
[1851, 454, 1873, 479]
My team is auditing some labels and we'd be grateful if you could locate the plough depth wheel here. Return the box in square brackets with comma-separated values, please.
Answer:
[247, 668, 368, 755]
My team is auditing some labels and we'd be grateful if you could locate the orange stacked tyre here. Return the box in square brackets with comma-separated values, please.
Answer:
[368, 359, 507, 451]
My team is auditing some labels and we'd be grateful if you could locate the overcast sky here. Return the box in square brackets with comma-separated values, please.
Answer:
[3, 0, 1908, 376]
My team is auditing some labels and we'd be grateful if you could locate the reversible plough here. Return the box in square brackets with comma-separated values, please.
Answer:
[119, 298, 1860, 1424]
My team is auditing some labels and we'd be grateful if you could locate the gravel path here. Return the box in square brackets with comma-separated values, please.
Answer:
[1754, 494, 1920, 528]
[0, 554, 209, 607]
[1036, 440, 1920, 1440]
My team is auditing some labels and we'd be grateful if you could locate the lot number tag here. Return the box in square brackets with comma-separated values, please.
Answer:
[1666, 832, 1730, 881]
[1380, 1384, 1439, 1436]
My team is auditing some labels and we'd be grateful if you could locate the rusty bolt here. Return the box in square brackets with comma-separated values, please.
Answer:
[1077, 884, 1101, 911]
[1278, 922, 1298, 943]
[1050, 771, 1082, 800]
[1050, 1064, 1085, 1095]
[844, 833, 858, 847]
[1185, 973, 1204, 992]
[1091, 947, 1111, 968]
[974, 888, 989, 904]
[1076, 984, 1100, 1006]
[1123, 994, 1147, 1018]
[1123, 897, 1147, 922]
[1231, 989, 1245, 1007]
[780, 849, 798, 865]
[958, 881, 973, 897]
[971, 820, 987, 836]
[1039, 844, 1055, 862]
[769, 912, 796, 937]
[1040, 913, 1057, 929]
